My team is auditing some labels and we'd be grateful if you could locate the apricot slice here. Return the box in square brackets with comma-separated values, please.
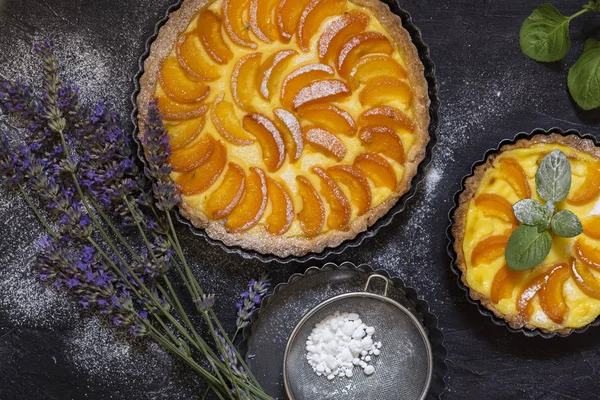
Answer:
[303, 126, 346, 161]
[353, 152, 397, 190]
[196, 10, 233, 64]
[222, 0, 257, 49]
[297, 0, 346, 51]
[243, 113, 286, 172]
[358, 106, 414, 133]
[474, 194, 518, 224]
[273, 108, 304, 161]
[297, 175, 325, 236]
[317, 10, 370, 63]
[257, 50, 297, 100]
[313, 167, 351, 230]
[276, 0, 312, 42]
[490, 264, 524, 304]
[175, 141, 227, 195]
[571, 260, 600, 299]
[280, 63, 334, 108]
[159, 57, 210, 104]
[292, 79, 351, 110]
[539, 263, 570, 324]
[359, 125, 405, 163]
[327, 165, 372, 215]
[225, 167, 268, 232]
[575, 238, 600, 270]
[168, 134, 214, 172]
[337, 32, 393, 77]
[498, 158, 531, 200]
[583, 216, 600, 240]
[567, 163, 600, 205]
[211, 95, 255, 146]
[231, 52, 262, 111]
[249, 0, 280, 43]
[297, 103, 356, 136]
[516, 273, 547, 320]
[349, 54, 407, 90]
[166, 116, 205, 150]
[359, 78, 412, 107]
[155, 92, 209, 121]
[176, 33, 220, 81]
[205, 163, 246, 219]
[470, 235, 509, 267]
[265, 177, 294, 235]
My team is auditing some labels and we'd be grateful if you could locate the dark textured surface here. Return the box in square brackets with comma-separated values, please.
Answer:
[1, 1, 600, 400]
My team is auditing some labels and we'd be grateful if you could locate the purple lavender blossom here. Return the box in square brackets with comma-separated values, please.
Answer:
[235, 274, 270, 330]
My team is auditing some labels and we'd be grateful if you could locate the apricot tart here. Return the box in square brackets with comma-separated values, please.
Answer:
[137, 0, 429, 257]
[452, 133, 600, 334]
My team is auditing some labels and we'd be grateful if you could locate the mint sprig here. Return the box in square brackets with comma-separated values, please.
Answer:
[505, 150, 583, 271]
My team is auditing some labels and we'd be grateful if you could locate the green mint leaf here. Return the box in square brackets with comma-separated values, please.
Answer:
[506, 225, 553, 271]
[512, 199, 551, 229]
[536, 150, 572, 202]
[567, 39, 600, 111]
[519, 4, 571, 62]
[544, 200, 556, 215]
[551, 210, 583, 237]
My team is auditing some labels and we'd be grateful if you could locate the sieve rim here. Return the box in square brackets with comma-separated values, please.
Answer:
[283, 291, 433, 400]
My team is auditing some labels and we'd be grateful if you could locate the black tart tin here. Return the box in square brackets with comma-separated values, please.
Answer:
[239, 262, 448, 399]
[130, 0, 439, 264]
[446, 127, 600, 338]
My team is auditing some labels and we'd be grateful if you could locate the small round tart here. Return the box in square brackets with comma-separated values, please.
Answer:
[137, 0, 429, 257]
[452, 134, 600, 334]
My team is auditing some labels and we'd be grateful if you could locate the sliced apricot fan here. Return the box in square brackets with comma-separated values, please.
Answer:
[353, 152, 397, 190]
[297, 0, 346, 51]
[276, 0, 313, 42]
[470, 235, 509, 267]
[497, 158, 531, 200]
[166, 116, 205, 150]
[292, 79, 351, 110]
[303, 126, 346, 161]
[257, 49, 297, 100]
[567, 163, 600, 205]
[317, 10, 370, 63]
[298, 103, 356, 136]
[359, 78, 412, 107]
[539, 263, 571, 324]
[571, 260, 600, 299]
[575, 238, 600, 270]
[155, 92, 209, 121]
[349, 54, 407, 90]
[358, 106, 415, 133]
[516, 272, 547, 320]
[211, 95, 255, 146]
[313, 167, 351, 230]
[225, 167, 268, 232]
[176, 33, 220, 81]
[490, 264, 525, 304]
[265, 177, 294, 235]
[359, 125, 405, 163]
[296, 175, 325, 236]
[337, 31, 393, 77]
[273, 108, 304, 161]
[243, 113, 286, 172]
[231, 52, 262, 111]
[583, 216, 600, 240]
[175, 140, 227, 195]
[168, 134, 214, 172]
[205, 162, 246, 219]
[196, 10, 233, 64]
[249, 0, 280, 43]
[280, 63, 334, 108]
[159, 57, 210, 104]
[222, 0, 257, 49]
[327, 165, 372, 215]
[474, 193, 518, 225]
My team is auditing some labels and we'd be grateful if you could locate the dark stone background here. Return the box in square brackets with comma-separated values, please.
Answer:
[1, 0, 599, 399]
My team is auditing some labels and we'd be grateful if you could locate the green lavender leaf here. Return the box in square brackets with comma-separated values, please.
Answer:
[551, 210, 583, 237]
[520, 4, 572, 62]
[506, 225, 553, 271]
[512, 199, 551, 230]
[568, 39, 600, 110]
[536, 150, 572, 202]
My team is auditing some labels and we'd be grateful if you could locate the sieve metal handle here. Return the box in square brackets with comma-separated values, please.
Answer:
[364, 274, 389, 296]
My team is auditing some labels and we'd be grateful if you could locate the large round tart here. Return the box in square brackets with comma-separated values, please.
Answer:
[453, 133, 600, 334]
[137, 0, 430, 257]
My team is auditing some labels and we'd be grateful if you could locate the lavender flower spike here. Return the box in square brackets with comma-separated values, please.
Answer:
[236, 274, 270, 331]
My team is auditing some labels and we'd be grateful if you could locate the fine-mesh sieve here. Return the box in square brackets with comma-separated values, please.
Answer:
[283, 275, 432, 400]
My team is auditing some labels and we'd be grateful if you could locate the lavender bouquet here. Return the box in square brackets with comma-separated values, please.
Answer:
[0, 41, 271, 400]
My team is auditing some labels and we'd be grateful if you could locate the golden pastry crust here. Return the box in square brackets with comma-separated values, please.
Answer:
[452, 133, 600, 334]
[137, 0, 430, 258]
